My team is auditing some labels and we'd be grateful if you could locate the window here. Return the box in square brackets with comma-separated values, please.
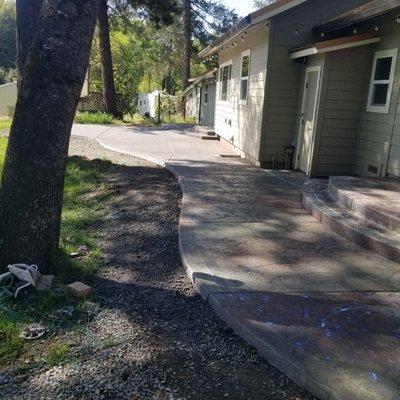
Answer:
[240, 50, 251, 103]
[367, 49, 398, 113]
[219, 61, 232, 101]
[204, 85, 209, 105]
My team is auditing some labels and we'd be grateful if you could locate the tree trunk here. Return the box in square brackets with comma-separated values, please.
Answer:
[15, 0, 43, 78]
[182, 0, 191, 90]
[0, 0, 100, 273]
[98, 0, 121, 119]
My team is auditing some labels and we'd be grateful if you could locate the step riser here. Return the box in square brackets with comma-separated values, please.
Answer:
[202, 136, 219, 141]
[302, 190, 400, 263]
[328, 179, 400, 231]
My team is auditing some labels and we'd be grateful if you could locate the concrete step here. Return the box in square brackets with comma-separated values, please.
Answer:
[195, 125, 215, 135]
[328, 176, 400, 231]
[302, 180, 400, 263]
[201, 135, 219, 141]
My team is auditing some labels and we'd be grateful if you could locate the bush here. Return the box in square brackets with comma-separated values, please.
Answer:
[75, 112, 115, 125]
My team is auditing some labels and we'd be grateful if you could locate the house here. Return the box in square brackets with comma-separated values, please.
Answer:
[291, 0, 400, 177]
[199, 0, 400, 176]
[183, 69, 217, 126]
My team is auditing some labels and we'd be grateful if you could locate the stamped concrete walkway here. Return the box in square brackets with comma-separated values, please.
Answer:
[72, 124, 400, 400]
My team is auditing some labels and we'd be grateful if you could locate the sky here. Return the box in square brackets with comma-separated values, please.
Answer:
[220, 0, 256, 17]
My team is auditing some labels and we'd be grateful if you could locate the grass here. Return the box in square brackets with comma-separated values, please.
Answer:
[0, 117, 12, 132]
[75, 111, 115, 125]
[0, 138, 115, 364]
[75, 111, 196, 127]
[44, 343, 72, 366]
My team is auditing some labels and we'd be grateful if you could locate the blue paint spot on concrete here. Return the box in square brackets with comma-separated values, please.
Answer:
[368, 372, 379, 381]
[325, 329, 333, 338]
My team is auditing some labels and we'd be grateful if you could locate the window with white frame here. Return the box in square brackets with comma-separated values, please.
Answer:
[219, 61, 232, 101]
[240, 50, 251, 102]
[367, 49, 398, 113]
[204, 84, 209, 105]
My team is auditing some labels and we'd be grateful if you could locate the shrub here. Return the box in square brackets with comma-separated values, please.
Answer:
[75, 112, 115, 125]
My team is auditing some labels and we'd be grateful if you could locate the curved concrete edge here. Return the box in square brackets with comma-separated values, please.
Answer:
[90, 137, 387, 400]
[328, 177, 400, 231]
[302, 180, 400, 262]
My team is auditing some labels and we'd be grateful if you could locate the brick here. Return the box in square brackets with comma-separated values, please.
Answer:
[67, 282, 92, 298]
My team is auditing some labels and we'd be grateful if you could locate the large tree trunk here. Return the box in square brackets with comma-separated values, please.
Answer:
[0, 0, 100, 273]
[15, 0, 43, 78]
[98, 0, 120, 119]
[182, 0, 191, 90]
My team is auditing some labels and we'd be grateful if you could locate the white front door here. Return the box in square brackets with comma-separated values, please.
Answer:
[296, 67, 321, 174]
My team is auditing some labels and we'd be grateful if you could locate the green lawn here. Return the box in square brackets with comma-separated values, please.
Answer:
[0, 117, 12, 132]
[0, 138, 113, 364]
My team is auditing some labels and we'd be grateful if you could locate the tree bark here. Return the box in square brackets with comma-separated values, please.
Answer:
[98, 0, 121, 119]
[182, 0, 191, 90]
[15, 0, 43, 78]
[0, 0, 100, 273]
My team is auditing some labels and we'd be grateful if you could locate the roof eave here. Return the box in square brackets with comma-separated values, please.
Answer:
[199, 0, 308, 59]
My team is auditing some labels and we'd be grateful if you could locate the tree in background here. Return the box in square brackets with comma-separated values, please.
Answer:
[181, 0, 238, 89]
[0, 0, 17, 83]
[96, 0, 179, 118]
[253, 0, 276, 8]
[98, 0, 121, 118]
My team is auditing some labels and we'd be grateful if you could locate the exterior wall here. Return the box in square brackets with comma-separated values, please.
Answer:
[354, 13, 400, 177]
[259, 0, 368, 167]
[0, 82, 17, 117]
[215, 22, 269, 162]
[308, 46, 374, 177]
[200, 82, 216, 126]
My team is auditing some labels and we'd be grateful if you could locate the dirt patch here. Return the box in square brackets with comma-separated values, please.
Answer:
[1, 137, 316, 400]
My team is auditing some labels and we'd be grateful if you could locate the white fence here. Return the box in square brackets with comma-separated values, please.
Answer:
[0, 82, 17, 117]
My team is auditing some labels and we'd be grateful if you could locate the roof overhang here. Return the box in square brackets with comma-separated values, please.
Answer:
[198, 0, 308, 59]
[188, 68, 218, 85]
[291, 32, 381, 59]
[314, 0, 400, 35]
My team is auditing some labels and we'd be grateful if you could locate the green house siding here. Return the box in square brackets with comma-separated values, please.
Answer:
[259, 0, 367, 167]
[313, 46, 374, 176]
[355, 14, 400, 177]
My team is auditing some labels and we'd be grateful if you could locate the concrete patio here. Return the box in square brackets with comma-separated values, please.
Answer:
[72, 124, 400, 400]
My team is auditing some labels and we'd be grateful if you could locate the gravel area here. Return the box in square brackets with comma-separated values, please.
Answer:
[1, 137, 316, 400]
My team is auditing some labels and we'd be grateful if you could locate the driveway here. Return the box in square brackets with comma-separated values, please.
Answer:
[72, 124, 400, 400]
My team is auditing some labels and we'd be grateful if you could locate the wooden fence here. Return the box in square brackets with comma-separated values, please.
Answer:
[0, 82, 17, 117]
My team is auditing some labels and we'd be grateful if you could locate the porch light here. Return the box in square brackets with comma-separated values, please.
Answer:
[397, 14, 400, 24]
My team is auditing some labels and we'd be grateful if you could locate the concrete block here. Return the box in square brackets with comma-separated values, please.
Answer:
[68, 282, 92, 298]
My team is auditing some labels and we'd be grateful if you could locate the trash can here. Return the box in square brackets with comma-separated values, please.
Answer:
[285, 146, 295, 170]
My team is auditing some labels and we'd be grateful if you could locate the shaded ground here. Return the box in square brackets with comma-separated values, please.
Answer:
[1, 137, 315, 399]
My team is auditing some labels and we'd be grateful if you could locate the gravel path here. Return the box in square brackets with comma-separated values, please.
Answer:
[2, 137, 316, 400]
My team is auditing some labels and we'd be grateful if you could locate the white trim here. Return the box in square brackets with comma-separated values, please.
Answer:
[367, 48, 398, 114]
[218, 59, 233, 103]
[295, 66, 322, 175]
[239, 49, 251, 105]
[291, 37, 381, 59]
